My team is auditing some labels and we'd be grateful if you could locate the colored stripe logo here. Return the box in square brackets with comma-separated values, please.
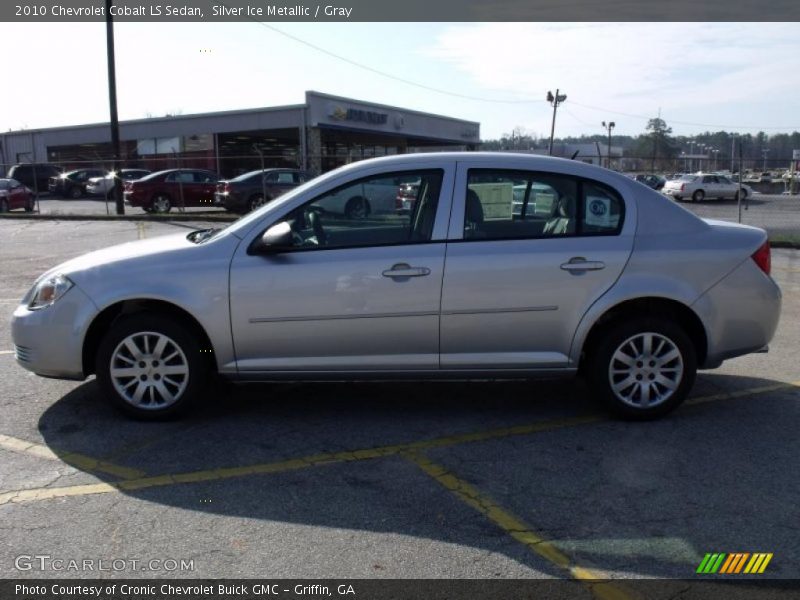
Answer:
[696, 553, 773, 574]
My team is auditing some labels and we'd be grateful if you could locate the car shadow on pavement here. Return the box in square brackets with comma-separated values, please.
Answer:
[33, 373, 800, 579]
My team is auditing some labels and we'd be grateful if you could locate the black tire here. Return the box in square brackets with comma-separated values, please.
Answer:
[151, 194, 172, 213]
[586, 316, 697, 420]
[248, 194, 269, 212]
[68, 185, 83, 200]
[344, 196, 371, 219]
[95, 314, 211, 420]
[0, 199, 8, 213]
[734, 190, 747, 202]
[692, 189, 704, 202]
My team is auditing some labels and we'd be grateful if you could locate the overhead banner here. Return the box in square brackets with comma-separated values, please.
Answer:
[4, 0, 800, 22]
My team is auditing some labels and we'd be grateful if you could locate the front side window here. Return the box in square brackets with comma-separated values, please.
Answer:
[280, 170, 443, 251]
[464, 169, 624, 240]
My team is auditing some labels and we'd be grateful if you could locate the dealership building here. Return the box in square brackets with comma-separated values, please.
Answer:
[0, 91, 480, 178]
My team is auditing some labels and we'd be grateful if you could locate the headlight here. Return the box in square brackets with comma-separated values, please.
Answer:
[28, 274, 73, 310]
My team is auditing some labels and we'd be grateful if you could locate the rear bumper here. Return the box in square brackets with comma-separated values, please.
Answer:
[692, 258, 781, 368]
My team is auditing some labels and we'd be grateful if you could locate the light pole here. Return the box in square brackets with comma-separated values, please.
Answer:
[547, 89, 567, 156]
[105, 0, 124, 215]
[602, 121, 615, 169]
[762, 149, 770, 171]
[712, 148, 719, 171]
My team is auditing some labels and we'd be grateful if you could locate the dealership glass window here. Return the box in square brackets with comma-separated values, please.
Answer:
[282, 169, 443, 250]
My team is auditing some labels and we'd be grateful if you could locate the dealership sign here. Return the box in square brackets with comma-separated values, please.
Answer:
[328, 104, 388, 125]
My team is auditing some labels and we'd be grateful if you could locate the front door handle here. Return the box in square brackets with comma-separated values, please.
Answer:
[560, 257, 606, 272]
[382, 263, 431, 278]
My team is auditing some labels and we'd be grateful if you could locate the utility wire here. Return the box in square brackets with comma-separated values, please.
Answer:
[240, 13, 800, 131]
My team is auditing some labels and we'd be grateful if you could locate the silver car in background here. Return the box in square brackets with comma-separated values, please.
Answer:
[11, 153, 781, 420]
[662, 173, 753, 203]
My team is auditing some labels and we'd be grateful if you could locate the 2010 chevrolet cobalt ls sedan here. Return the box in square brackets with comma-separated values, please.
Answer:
[11, 153, 781, 420]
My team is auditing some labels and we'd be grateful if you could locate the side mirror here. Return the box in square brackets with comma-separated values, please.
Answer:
[253, 221, 294, 254]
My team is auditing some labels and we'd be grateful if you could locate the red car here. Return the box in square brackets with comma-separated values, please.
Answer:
[124, 169, 219, 213]
[0, 178, 35, 212]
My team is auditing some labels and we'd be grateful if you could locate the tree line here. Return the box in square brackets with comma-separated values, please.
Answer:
[482, 121, 800, 169]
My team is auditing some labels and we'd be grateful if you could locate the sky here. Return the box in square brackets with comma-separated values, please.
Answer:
[2, 21, 799, 140]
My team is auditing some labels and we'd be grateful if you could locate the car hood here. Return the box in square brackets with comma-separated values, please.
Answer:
[40, 232, 200, 281]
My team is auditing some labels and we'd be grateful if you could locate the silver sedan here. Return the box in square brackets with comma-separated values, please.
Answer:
[11, 153, 781, 420]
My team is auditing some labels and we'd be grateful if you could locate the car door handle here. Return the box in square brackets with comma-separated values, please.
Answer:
[560, 257, 606, 272]
[382, 263, 431, 278]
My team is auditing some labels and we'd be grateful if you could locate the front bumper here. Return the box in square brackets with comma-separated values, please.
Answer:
[11, 285, 99, 380]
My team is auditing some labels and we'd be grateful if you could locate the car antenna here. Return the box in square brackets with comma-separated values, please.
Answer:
[571, 150, 580, 160]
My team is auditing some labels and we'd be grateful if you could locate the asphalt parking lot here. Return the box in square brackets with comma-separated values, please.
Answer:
[0, 218, 799, 589]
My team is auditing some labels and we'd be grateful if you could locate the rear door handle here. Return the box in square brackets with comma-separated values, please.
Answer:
[382, 263, 431, 278]
[560, 257, 606, 272]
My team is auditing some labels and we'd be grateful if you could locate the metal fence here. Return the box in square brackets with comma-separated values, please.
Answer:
[2, 151, 799, 243]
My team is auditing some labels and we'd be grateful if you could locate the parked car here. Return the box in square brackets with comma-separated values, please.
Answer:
[0, 179, 35, 212]
[86, 169, 151, 198]
[48, 168, 107, 199]
[124, 169, 219, 213]
[744, 172, 773, 183]
[633, 173, 667, 190]
[215, 169, 308, 213]
[6, 163, 62, 195]
[662, 173, 753, 202]
[395, 181, 420, 214]
[11, 153, 780, 420]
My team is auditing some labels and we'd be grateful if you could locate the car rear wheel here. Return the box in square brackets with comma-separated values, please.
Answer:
[248, 194, 268, 212]
[95, 314, 210, 419]
[691, 189, 704, 202]
[152, 194, 172, 213]
[586, 317, 696, 420]
[69, 186, 83, 199]
[345, 196, 371, 219]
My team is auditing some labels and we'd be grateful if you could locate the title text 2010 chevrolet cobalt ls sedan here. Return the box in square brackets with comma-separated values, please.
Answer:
[12, 153, 781, 420]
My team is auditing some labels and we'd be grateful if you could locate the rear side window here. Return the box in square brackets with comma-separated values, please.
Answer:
[464, 169, 624, 241]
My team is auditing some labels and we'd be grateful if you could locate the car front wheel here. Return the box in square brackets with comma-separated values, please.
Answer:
[95, 315, 210, 419]
[691, 189, 704, 202]
[587, 317, 696, 420]
[69, 186, 83, 199]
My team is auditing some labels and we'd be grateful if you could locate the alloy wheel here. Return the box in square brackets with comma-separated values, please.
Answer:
[608, 332, 684, 409]
[109, 331, 189, 410]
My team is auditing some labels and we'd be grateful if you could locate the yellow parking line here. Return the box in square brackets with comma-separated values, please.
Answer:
[404, 452, 638, 600]
[1, 380, 798, 506]
[0, 433, 145, 480]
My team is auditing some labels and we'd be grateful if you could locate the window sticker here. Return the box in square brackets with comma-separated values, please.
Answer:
[585, 195, 612, 227]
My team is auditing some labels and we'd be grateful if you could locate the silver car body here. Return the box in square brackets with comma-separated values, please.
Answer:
[12, 153, 780, 384]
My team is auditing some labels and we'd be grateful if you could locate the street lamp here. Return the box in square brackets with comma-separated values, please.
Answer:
[602, 121, 615, 169]
[547, 89, 567, 156]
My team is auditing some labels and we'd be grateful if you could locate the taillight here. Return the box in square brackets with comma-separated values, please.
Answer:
[680, 183, 685, 192]
[224, 182, 232, 193]
[751, 240, 771, 276]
